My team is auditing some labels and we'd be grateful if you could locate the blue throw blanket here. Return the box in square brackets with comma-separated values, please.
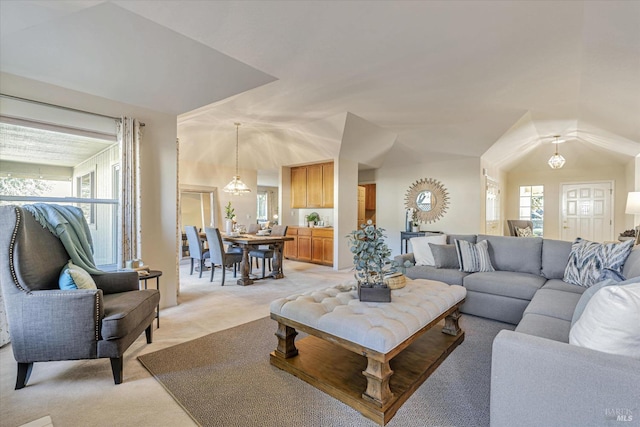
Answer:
[23, 203, 103, 275]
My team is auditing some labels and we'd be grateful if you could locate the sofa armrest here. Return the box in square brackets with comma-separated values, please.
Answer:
[92, 271, 139, 294]
[394, 253, 415, 265]
[10, 289, 104, 362]
[491, 330, 640, 427]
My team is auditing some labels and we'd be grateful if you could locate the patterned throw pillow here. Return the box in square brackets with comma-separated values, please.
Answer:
[563, 238, 634, 287]
[515, 226, 533, 237]
[454, 239, 494, 273]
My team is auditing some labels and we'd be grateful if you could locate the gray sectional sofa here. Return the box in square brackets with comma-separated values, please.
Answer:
[394, 234, 640, 427]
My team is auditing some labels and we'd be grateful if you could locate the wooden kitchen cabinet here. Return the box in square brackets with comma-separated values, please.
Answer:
[290, 162, 334, 208]
[291, 167, 307, 209]
[311, 228, 333, 266]
[306, 164, 323, 207]
[284, 226, 332, 266]
[322, 162, 334, 208]
[284, 228, 298, 259]
[364, 183, 376, 210]
[297, 228, 312, 262]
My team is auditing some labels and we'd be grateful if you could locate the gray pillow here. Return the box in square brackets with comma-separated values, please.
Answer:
[429, 243, 459, 269]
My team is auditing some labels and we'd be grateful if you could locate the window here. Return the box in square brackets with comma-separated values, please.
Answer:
[519, 185, 544, 236]
[77, 171, 95, 224]
[0, 119, 119, 268]
[257, 191, 268, 221]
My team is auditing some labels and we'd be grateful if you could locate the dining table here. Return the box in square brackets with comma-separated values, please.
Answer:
[200, 232, 294, 286]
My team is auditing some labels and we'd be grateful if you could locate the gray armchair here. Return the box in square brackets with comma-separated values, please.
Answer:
[506, 220, 534, 237]
[0, 206, 160, 388]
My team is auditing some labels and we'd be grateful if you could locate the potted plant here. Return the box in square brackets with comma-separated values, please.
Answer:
[224, 202, 235, 234]
[306, 212, 320, 227]
[347, 220, 402, 302]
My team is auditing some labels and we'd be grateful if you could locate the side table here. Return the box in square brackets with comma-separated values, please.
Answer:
[139, 270, 162, 328]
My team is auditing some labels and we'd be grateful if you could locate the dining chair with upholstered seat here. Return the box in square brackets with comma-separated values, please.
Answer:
[247, 223, 261, 234]
[205, 227, 243, 285]
[249, 225, 288, 279]
[185, 226, 210, 278]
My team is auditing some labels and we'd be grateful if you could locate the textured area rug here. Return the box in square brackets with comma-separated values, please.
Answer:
[138, 315, 513, 427]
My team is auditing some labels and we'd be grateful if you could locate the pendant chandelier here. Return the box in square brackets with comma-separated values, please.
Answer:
[223, 122, 251, 195]
[548, 135, 566, 169]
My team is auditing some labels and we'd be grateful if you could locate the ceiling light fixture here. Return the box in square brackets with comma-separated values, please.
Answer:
[223, 122, 251, 195]
[548, 135, 566, 169]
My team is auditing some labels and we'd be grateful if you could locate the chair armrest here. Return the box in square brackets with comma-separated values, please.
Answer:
[9, 289, 104, 362]
[394, 253, 415, 265]
[491, 330, 640, 427]
[92, 271, 139, 294]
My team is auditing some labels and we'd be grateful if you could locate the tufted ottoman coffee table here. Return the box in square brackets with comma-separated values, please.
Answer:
[269, 279, 466, 425]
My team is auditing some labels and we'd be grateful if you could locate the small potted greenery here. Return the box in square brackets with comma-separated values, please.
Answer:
[224, 202, 236, 234]
[347, 220, 404, 302]
[306, 212, 320, 227]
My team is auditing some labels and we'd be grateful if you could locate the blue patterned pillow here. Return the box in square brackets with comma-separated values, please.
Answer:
[454, 239, 494, 273]
[563, 238, 634, 287]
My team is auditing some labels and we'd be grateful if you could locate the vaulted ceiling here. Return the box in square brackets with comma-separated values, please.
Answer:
[1, 1, 639, 173]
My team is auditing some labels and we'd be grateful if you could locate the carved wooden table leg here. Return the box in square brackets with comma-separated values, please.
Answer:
[237, 245, 254, 286]
[270, 242, 285, 279]
[442, 308, 461, 336]
[274, 322, 298, 359]
[362, 357, 394, 407]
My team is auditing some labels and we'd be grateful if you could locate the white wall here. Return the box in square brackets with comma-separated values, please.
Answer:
[376, 157, 482, 257]
[180, 161, 258, 228]
[335, 157, 360, 269]
[2, 72, 179, 308]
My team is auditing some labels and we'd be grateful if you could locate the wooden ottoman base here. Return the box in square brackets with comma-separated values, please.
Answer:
[270, 303, 465, 425]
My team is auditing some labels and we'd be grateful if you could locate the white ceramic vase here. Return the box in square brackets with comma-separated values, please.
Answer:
[225, 219, 234, 234]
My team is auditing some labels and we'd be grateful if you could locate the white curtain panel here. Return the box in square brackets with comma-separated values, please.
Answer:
[118, 117, 143, 268]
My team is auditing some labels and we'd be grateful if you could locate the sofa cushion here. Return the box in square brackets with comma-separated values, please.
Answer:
[563, 238, 634, 287]
[446, 234, 476, 244]
[569, 282, 640, 358]
[524, 288, 583, 322]
[429, 243, 459, 269]
[101, 289, 159, 340]
[411, 234, 447, 266]
[477, 234, 542, 275]
[455, 239, 494, 273]
[463, 271, 546, 300]
[541, 279, 586, 294]
[516, 313, 572, 343]
[541, 239, 572, 279]
[403, 265, 469, 286]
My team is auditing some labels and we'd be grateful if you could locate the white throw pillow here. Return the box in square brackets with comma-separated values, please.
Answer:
[410, 235, 447, 266]
[569, 282, 640, 359]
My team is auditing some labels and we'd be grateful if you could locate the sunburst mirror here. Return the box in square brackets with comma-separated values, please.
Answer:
[404, 178, 449, 223]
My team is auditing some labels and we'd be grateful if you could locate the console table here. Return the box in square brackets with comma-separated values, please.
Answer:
[400, 231, 443, 254]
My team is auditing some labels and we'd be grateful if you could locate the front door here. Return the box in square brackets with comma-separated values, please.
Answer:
[561, 182, 613, 242]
